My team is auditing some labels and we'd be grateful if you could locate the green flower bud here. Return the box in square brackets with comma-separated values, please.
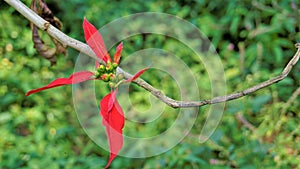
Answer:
[98, 65, 105, 73]
[106, 64, 112, 72]
[109, 82, 115, 88]
[112, 63, 118, 69]
[101, 74, 110, 82]
[107, 73, 114, 81]
[110, 74, 118, 82]
[117, 74, 124, 80]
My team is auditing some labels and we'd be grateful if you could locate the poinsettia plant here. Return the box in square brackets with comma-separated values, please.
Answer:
[26, 18, 148, 168]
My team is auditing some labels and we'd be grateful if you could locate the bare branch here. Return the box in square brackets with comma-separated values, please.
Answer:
[126, 43, 300, 108]
[236, 112, 256, 132]
[5, 0, 300, 108]
[286, 86, 300, 106]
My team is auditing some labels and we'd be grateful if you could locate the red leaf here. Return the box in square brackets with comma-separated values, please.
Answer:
[83, 18, 111, 63]
[108, 90, 117, 112]
[113, 42, 123, 64]
[26, 71, 94, 96]
[125, 67, 149, 82]
[100, 91, 124, 169]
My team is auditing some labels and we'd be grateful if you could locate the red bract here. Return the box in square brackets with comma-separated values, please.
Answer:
[26, 71, 94, 96]
[83, 18, 111, 63]
[100, 90, 124, 169]
[113, 42, 123, 64]
[26, 18, 148, 168]
[125, 67, 149, 83]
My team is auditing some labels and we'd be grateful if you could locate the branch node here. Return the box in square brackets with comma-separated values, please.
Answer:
[151, 90, 162, 96]
[42, 22, 50, 31]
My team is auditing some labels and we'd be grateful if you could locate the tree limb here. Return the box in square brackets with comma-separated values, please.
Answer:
[5, 0, 300, 108]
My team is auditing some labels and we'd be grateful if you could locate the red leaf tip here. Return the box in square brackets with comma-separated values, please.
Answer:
[113, 42, 123, 64]
[125, 67, 149, 83]
[83, 18, 111, 63]
[100, 91, 124, 168]
[25, 71, 94, 96]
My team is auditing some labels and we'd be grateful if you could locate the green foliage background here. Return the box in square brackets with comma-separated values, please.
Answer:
[1, 0, 299, 168]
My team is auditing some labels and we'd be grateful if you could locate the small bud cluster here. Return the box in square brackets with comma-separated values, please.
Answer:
[95, 61, 124, 88]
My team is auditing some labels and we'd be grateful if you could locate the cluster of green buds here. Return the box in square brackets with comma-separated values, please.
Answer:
[95, 61, 124, 88]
